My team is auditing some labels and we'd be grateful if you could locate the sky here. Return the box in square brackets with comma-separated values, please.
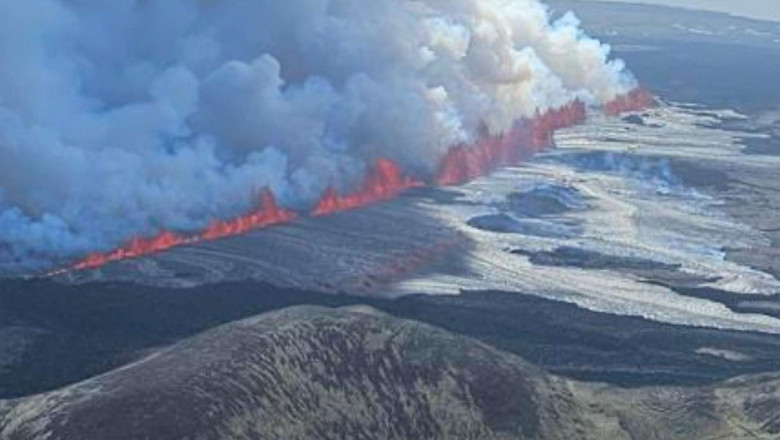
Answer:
[596, 0, 780, 22]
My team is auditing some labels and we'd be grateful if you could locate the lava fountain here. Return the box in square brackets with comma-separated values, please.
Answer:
[201, 189, 297, 241]
[63, 189, 296, 272]
[313, 158, 423, 216]
[436, 101, 587, 186]
[53, 91, 652, 274]
[604, 89, 656, 116]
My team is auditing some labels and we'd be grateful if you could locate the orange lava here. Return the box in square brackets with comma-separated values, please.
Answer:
[201, 189, 297, 241]
[312, 158, 423, 216]
[69, 189, 295, 271]
[604, 88, 656, 116]
[437, 101, 586, 186]
[57, 88, 654, 274]
[73, 231, 193, 271]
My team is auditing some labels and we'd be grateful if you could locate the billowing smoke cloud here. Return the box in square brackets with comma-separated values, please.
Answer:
[0, 0, 636, 272]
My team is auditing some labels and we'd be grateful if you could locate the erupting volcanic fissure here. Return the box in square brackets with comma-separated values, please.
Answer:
[2, 0, 660, 277]
[201, 190, 297, 241]
[60, 190, 296, 273]
[53, 93, 653, 275]
[313, 159, 423, 216]
[604, 89, 656, 116]
[436, 101, 587, 186]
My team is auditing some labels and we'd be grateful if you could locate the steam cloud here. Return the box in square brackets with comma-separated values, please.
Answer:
[0, 0, 637, 272]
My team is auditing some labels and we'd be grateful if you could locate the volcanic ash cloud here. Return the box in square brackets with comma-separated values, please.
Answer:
[0, 0, 637, 272]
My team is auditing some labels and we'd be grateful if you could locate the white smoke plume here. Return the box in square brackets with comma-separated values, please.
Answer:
[0, 0, 636, 272]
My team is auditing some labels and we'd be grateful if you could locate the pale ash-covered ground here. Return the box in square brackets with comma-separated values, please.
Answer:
[58, 103, 780, 335]
[392, 104, 780, 333]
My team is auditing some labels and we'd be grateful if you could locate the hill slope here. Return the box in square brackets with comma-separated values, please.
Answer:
[1, 306, 779, 439]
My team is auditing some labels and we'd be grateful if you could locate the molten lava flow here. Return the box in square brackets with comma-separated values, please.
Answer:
[59, 89, 654, 275]
[604, 88, 655, 116]
[69, 189, 295, 271]
[437, 101, 587, 186]
[313, 158, 423, 216]
[202, 189, 297, 241]
[73, 231, 193, 271]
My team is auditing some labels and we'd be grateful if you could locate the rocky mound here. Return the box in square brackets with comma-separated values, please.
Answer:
[1, 306, 779, 439]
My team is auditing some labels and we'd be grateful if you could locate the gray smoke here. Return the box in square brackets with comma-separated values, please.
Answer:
[0, 0, 637, 272]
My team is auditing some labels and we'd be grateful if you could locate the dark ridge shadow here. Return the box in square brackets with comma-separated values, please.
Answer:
[4, 280, 780, 398]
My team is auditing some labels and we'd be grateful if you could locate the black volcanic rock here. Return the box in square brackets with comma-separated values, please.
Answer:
[506, 185, 585, 218]
[467, 214, 581, 238]
[2, 306, 780, 440]
[515, 246, 680, 271]
[0, 306, 583, 440]
[622, 114, 646, 126]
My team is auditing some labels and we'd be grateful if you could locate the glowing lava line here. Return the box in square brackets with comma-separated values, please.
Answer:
[53, 90, 653, 274]
[313, 158, 423, 216]
[59, 189, 296, 274]
[604, 88, 655, 116]
[201, 190, 297, 241]
[436, 101, 587, 186]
